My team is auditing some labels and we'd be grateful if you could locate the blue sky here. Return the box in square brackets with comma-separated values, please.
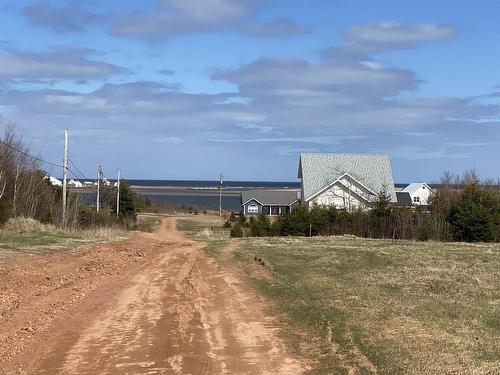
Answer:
[0, 0, 499, 182]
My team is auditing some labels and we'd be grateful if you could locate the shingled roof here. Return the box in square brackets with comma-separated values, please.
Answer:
[241, 190, 300, 206]
[298, 153, 397, 202]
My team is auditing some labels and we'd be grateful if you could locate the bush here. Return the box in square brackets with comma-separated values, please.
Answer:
[448, 184, 499, 242]
[1, 216, 58, 234]
[230, 222, 244, 237]
[78, 206, 116, 228]
[249, 214, 271, 237]
[279, 205, 310, 236]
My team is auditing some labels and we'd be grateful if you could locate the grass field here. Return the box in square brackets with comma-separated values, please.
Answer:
[0, 215, 165, 260]
[179, 217, 500, 374]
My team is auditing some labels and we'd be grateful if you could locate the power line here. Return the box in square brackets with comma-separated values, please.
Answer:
[0, 138, 64, 169]
[68, 156, 91, 181]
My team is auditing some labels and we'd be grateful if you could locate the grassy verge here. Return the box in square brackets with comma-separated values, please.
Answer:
[176, 216, 229, 258]
[231, 236, 500, 374]
[0, 217, 130, 260]
[136, 213, 164, 232]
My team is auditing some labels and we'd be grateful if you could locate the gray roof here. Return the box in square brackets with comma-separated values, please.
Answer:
[396, 191, 413, 206]
[402, 182, 432, 194]
[241, 189, 300, 206]
[298, 153, 397, 202]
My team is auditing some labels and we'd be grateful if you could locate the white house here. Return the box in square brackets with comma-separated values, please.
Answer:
[45, 176, 62, 186]
[298, 153, 397, 211]
[402, 183, 434, 206]
[68, 179, 83, 188]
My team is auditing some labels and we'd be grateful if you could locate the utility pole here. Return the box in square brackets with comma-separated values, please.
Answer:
[116, 168, 121, 218]
[219, 173, 223, 216]
[96, 162, 103, 213]
[62, 129, 68, 226]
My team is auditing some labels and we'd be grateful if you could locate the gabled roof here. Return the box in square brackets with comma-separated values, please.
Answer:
[298, 153, 397, 202]
[402, 182, 433, 194]
[396, 191, 413, 206]
[241, 190, 299, 206]
[307, 172, 377, 202]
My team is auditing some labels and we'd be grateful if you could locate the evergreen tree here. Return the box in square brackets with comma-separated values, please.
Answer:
[448, 183, 499, 242]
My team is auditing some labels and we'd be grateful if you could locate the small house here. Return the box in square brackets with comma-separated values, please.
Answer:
[298, 153, 397, 211]
[401, 183, 434, 206]
[241, 190, 300, 216]
[68, 179, 83, 188]
[45, 176, 62, 186]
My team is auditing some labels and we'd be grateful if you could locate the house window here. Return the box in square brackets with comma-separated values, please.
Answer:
[280, 206, 290, 214]
[247, 204, 259, 214]
[413, 196, 420, 203]
[271, 206, 280, 215]
[262, 205, 270, 215]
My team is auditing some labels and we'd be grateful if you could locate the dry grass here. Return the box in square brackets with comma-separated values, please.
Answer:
[177, 215, 228, 241]
[0, 217, 130, 258]
[1, 217, 61, 235]
[230, 236, 500, 374]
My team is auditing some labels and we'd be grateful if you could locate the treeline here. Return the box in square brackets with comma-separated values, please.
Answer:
[0, 125, 142, 229]
[0, 126, 74, 225]
[227, 173, 499, 242]
[77, 180, 144, 228]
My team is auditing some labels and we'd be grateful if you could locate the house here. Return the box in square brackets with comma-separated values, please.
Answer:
[298, 153, 397, 211]
[241, 190, 300, 216]
[45, 176, 62, 186]
[402, 183, 434, 206]
[395, 191, 413, 207]
[68, 179, 83, 188]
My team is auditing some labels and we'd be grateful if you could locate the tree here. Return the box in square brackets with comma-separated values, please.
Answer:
[371, 190, 392, 218]
[448, 183, 499, 242]
[111, 180, 137, 222]
[278, 205, 310, 236]
[249, 214, 271, 237]
[230, 222, 244, 237]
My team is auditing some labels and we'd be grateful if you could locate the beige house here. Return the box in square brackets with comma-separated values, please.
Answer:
[298, 153, 397, 211]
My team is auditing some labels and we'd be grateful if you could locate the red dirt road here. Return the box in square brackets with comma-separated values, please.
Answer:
[1, 218, 304, 374]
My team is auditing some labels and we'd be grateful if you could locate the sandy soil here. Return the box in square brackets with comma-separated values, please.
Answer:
[0, 217, 304, 374]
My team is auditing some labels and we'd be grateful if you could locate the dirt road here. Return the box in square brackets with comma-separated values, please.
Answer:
[3, 218, 303, 374]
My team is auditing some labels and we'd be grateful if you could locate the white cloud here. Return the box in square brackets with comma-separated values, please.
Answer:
[110, 0, 261, 40]
[241, 18, 310, 38]
[0, 48, 128, 82]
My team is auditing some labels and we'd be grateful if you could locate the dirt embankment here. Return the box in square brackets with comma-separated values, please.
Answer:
[1, 218, 304, 374]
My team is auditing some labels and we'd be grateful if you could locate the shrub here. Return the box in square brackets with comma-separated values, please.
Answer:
[279, 205, 310, 236]
[249, 214, 271, 237]
[1, 216, 58, 234]
[448, 183, 499, 242]
[230, 222, 244, 238]
[309, 204, 330, 235]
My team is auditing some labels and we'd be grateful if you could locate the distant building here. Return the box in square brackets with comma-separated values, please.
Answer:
[402, 183, 434, 206]
[298, 153, 396, 211]
[241, 190, 300, 216]
[45, 176, 62, 186]
[68, 179, 83, 188]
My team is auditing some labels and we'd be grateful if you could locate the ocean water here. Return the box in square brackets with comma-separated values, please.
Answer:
[76, 180, 300, 211]
[127, 179, 301, 189]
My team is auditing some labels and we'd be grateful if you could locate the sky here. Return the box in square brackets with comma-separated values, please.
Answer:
[0, 0, 499, 182]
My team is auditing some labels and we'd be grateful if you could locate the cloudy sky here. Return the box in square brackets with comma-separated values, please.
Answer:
[0, 0, 499, 182]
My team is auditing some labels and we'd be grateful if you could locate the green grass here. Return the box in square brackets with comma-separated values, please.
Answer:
[231, 236, 500, 374]
[0, 233, 63, 248]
